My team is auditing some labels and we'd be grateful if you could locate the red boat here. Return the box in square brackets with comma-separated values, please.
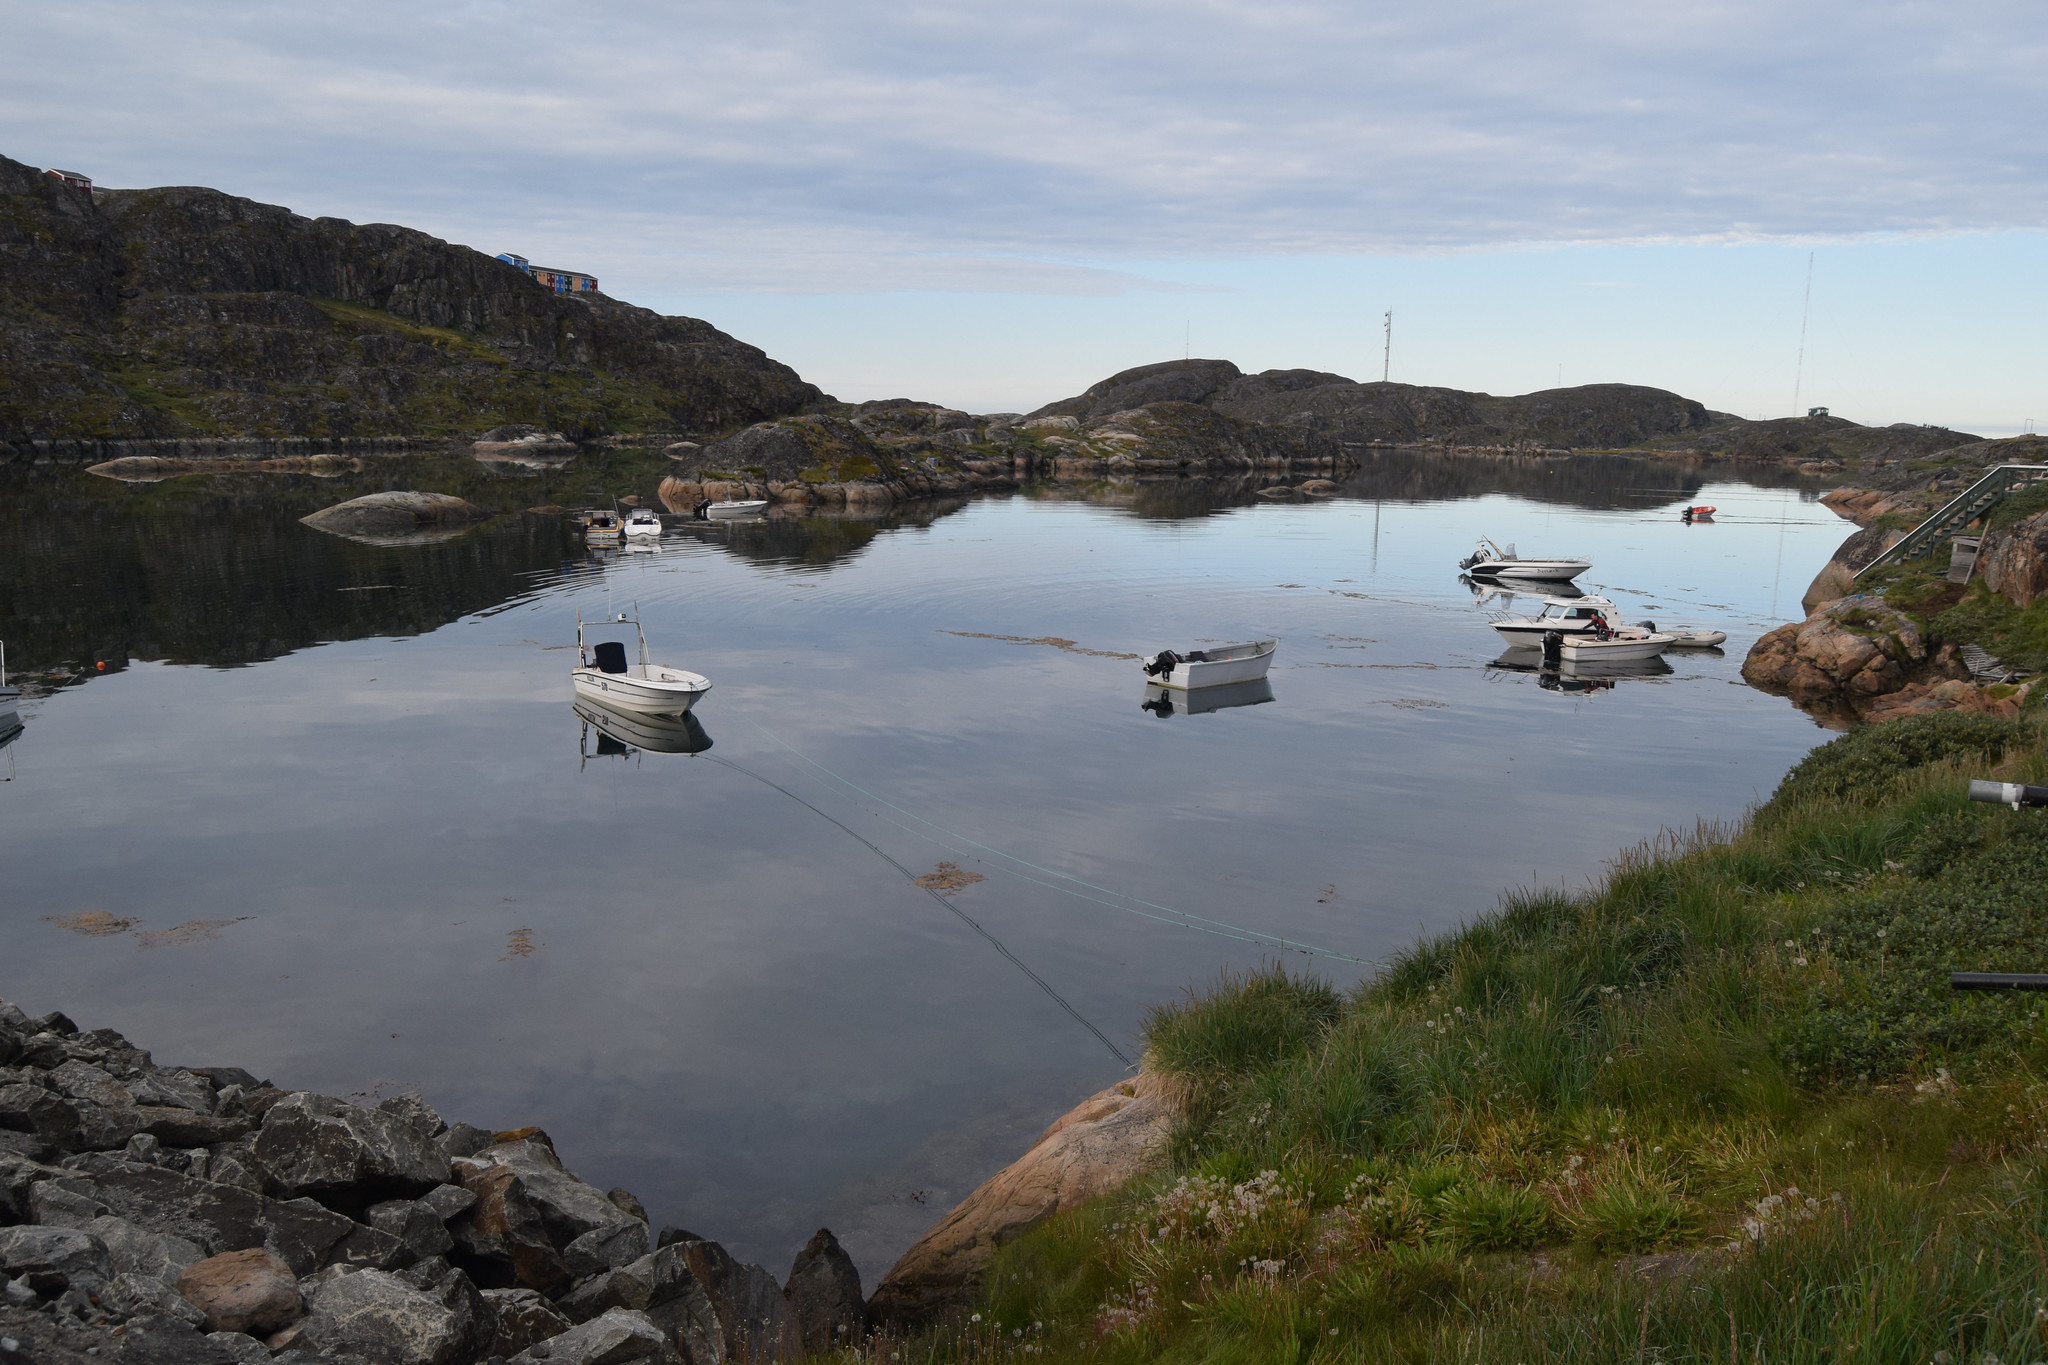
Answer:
[1681, 505, 1716, 522]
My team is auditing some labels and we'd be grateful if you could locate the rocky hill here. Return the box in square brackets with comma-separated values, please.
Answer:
[0, 154, 822, 450]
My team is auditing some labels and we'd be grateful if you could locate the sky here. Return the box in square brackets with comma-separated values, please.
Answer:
[4, 0, 2045, 427]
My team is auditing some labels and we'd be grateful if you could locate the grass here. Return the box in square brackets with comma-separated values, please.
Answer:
[838, 714, 2048, 1364]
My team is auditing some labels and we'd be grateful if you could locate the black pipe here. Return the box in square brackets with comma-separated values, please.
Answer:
[1951, 972, 2048, 991]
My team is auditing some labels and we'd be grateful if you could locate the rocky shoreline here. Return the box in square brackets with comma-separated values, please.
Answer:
[0, 999, 870, 1365]
[0, 999, 1173, 1365]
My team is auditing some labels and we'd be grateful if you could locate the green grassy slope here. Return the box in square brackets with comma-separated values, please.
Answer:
[880, 713, 2048, 1364]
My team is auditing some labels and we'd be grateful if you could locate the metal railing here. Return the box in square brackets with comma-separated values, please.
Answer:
[1854, 465, 2048, 581]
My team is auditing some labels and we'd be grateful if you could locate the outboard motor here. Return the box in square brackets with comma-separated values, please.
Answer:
[693, 498, 712, 520]
[1631, 620, 1657, 633]
[1144, 650, 1181, 679]
[1541, 630, 1563, 665]
[1458, 552, 1478, 570]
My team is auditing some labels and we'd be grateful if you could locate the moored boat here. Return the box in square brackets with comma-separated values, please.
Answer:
[1555, 629, 1674, 664]
[1141, 639, 1278, 690]
[703, 499, 769, 519]
[1459, 536, 1590, 581]
[571, 609, 711, 714]
[1489, 595, 1622, 647]
[584, 509, 624, 542]
[622, 507, 664, 538]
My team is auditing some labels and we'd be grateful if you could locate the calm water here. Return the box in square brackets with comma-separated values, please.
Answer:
[0, 452, 1844, 1280]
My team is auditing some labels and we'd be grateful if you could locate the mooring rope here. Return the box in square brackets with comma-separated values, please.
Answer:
[700, 753, 1135, 1067]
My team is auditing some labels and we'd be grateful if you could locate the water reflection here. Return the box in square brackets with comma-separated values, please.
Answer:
[575, 698, 714, 760]
[1140, 678, 1276, 717]
[1486, 650, 1676, 695]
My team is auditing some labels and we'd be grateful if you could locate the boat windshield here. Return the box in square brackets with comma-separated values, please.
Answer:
[1540, 604, 1597, 620]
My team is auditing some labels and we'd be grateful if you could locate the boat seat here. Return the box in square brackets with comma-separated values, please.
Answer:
[593, 641, 629, 675]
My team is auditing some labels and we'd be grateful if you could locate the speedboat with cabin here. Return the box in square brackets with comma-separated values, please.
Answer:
[572, 609, 712, 715]
[1141, 639, 1277, 690]
[1459, 536, 1590, 581]
[1490, 595, 1623, 648]
[622, 507, 664, 538]
[584, 509, 624, 543]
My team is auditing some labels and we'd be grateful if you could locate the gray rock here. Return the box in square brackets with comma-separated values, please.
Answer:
[507, 1307, 667, 1365]
[0, 1227, 109, 1294]
[450, 1140, 637, 1293]
[136, 1112, 250, 1151]
[300, 493, 489, 538]
[555, 1244, 715, 1362]
[4, 1274, 40, 1307]
[202, 1331, 270, 1364]
[563, 1222, 647, 1280]
[183, 1070, 262, 1096]
[417, 1185, 475, 1224]
[480, 1287, 570, 1359]
[670, 1241, 797, 1364]
[28, 1184, 109, 1227]
[87, 1216, 204, 1288]
[782, 1228, 865, 1354]
[102, 1271, 209, 1328]
[366, 1200, 454, 1265]
[28, 1017, 76, 1039]
[254, 1095, 449, 1210]
[122, 1135, 163, 1167]
[114, 1312, 235, 1365]
[374, 1097, 445, 1139]
[59, 1160, 352, 1276]
[0, 1084, 80, 1146]
[16, 1037, 69, 1070]
[434, 1125, 493, 1162]
[289, 1266, 480, 1365]
[603, 1191, 647, 1224]
[125, 1073, 213, 1117]
[393, 1256, 450, 1291]
[325, 1222, 413, 1272]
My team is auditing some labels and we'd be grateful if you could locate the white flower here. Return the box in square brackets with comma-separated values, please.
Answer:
[1794, 956, 1810, 967]
[970, 1313, 982, 1323]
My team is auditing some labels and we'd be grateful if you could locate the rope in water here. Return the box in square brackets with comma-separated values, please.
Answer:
[699, 752, 1135, 1067]
[730, 711, 1379, 967]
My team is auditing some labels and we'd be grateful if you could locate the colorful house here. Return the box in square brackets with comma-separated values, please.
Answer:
[45, 169, 93, 195]
[494, 253, 598, 294]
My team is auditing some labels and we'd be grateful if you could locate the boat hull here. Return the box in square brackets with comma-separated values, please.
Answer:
[1151, 640, 1278, 690]
[571, 667, 711, 714]
[706, 500, 768, 519]
[1558, 633, 1672, 663]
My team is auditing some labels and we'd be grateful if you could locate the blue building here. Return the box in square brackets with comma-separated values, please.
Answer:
[495, 253, 598, 294]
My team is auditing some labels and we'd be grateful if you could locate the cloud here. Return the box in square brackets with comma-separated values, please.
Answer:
[3, 0, 2044, 294]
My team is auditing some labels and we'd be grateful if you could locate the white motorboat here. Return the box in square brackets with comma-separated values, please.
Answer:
[1141, 639, 1278, 690]
[1459, 536, 1590, 581]
[571, 609, 712, 715]
[584, 509, 624, 543]
[1490, 595, 1622, 647]
[705, 499, 769, 519]
[1556, 630, 1674, 664]
[622, 507, 664, 538]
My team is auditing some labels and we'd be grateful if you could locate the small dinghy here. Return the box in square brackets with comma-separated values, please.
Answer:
[1549, 628, 1673, 665]
[1459, 536, 1590, 581]
[1681, 506, 1716, 523]
[572, 609, 711, 715]
[1142, 639, 1277, 690]
[622, 507, 664, 538]
[1626, 620, 1726, 648]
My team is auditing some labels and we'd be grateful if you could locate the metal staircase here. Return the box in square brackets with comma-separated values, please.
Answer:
[1854, 465, 2048, 581]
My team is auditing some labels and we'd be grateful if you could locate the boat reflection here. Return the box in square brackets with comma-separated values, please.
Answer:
[574, 697, 713, 763]
[1486, 649, 1674, 696]
[1140, 677, 1275, 717]
[1461, 574, 1586, 606]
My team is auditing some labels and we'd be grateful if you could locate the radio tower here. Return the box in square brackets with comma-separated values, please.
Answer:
[1382, 309, 1392, 383]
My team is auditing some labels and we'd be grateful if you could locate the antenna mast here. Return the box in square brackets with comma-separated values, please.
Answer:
[1381, 308, 1392, 382]
[1791, 252, 1814, 415]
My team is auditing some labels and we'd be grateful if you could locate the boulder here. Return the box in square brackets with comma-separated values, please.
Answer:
[1800, 524, 1905, 612]
[1741, 595, 1929, 702]
[563, 1221, 649, 1280]
[285, 1266, 481, 1365]
[506, 1306, 669, 1365]
[59, 1159, 354, 1275]
[0, 1226, 108, 1293]
[86, 1216, 205, 1288]
[552, 1242, 717, 1365]
[869, 1067, 1177, 1325]
[299, 493, 489, 538]
[1977, 509, 2048, 606]
[174, 1249, 303, 1335]
[783, 1228, 865, 1354]
[670, 1240, 799, 1363]
[449, 1137, 639, 1291]
[479, 1287, 571, 1358]
[1862, 678, 2027, 724]
[0, 1083, 84, 1148]
[255, 1093, 450, 1210]
[117, 1312, 239, 1365]
[364, 1199, 455, 1266]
